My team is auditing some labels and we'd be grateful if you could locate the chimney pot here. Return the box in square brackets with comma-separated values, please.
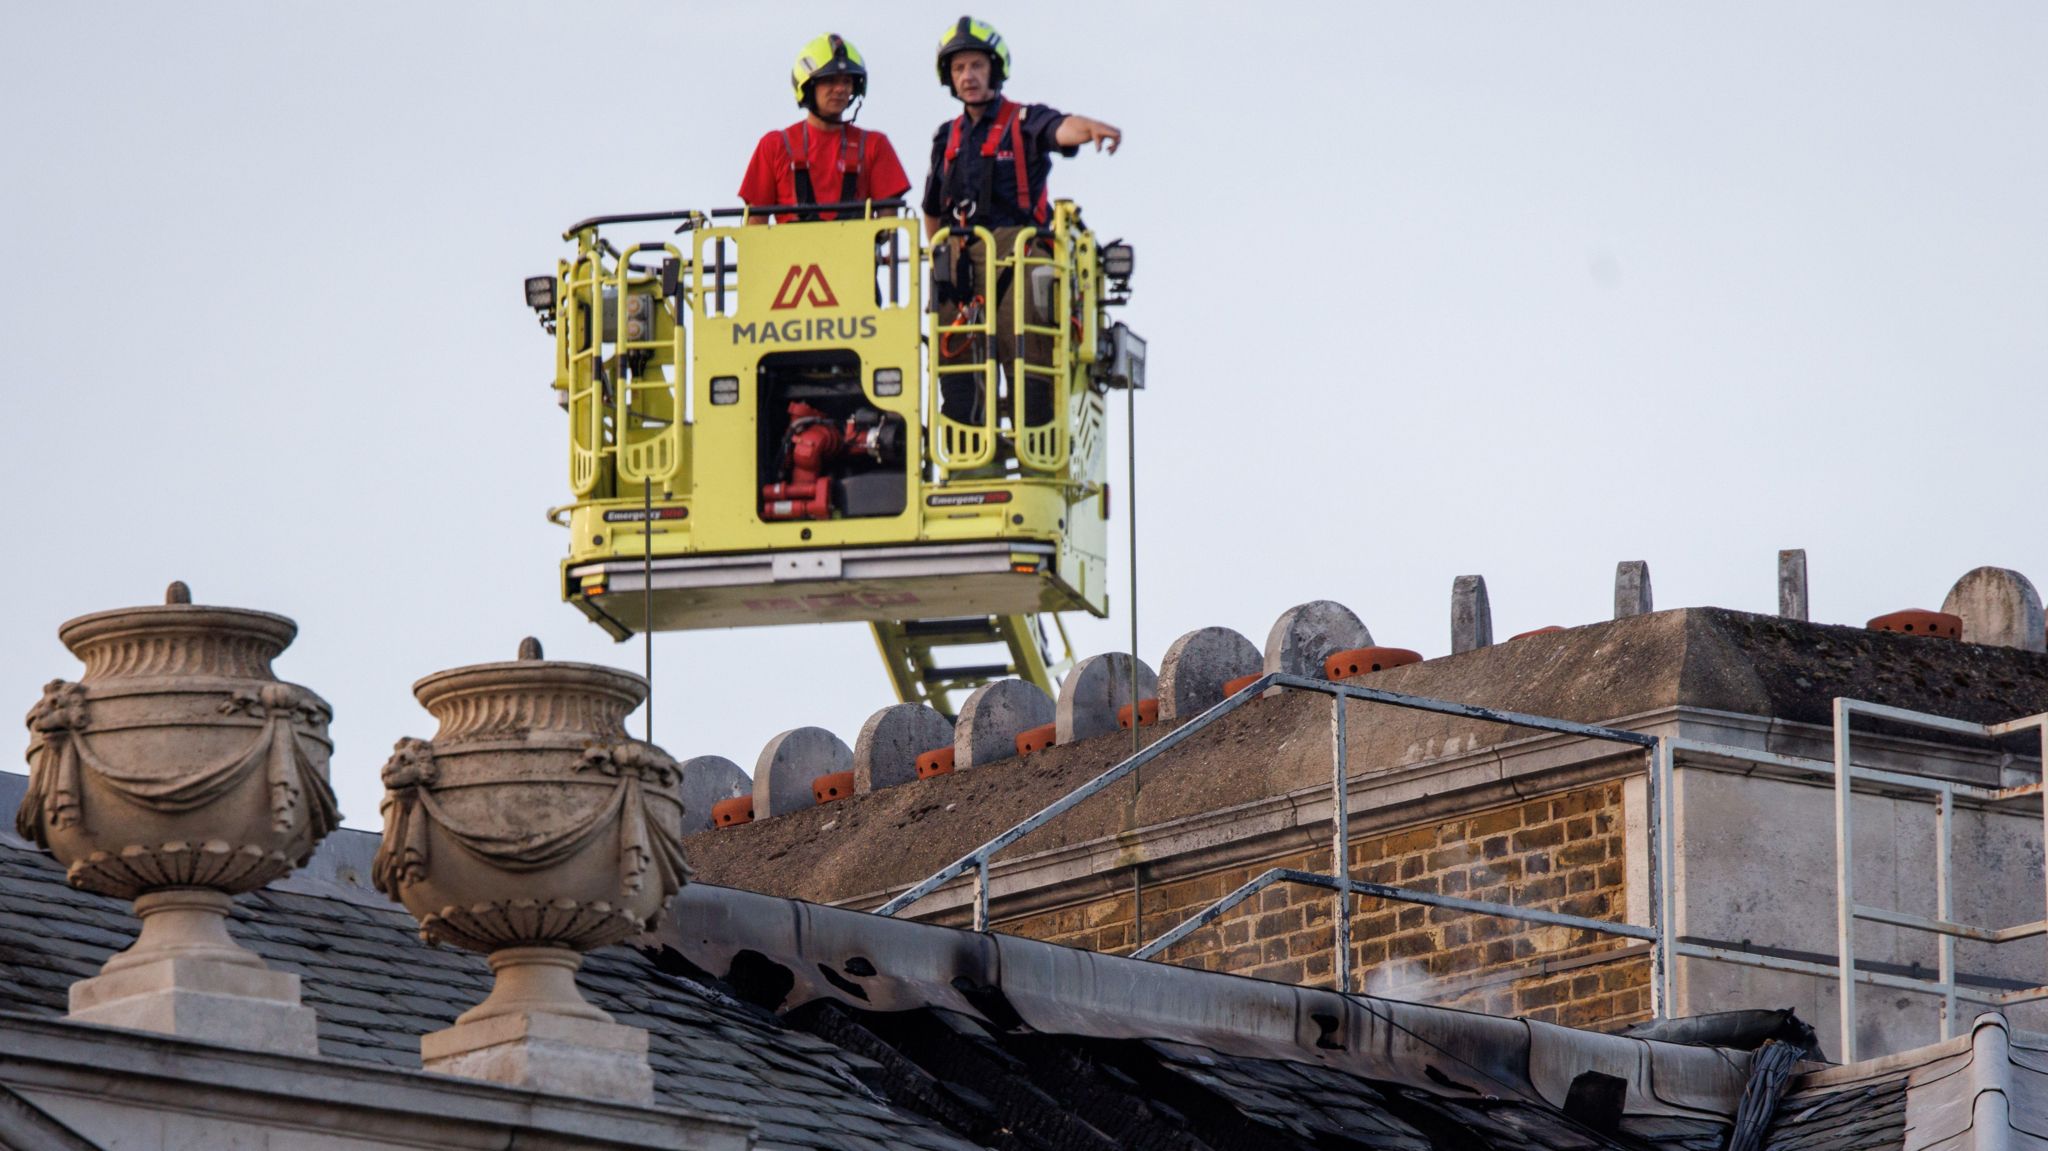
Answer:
[1867, 609, 1962, 639]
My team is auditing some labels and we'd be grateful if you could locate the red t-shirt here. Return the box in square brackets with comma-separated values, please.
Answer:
[738, 121, 912, 222]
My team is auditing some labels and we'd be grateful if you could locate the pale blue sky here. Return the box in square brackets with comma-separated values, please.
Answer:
[3, 2, 2043, 828]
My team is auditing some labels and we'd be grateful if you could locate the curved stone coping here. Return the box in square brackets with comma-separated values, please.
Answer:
[680, 755, 751, 832]
[956, 681, 1054, 770]
[854, 704, 954, 793]
[754, 728, 852, 818]
[1944, 567, 2046, 653]
[1158, 627, 1261, 722]
[1264, 601, 1373, 678]
[1056, 653, 1158, 745]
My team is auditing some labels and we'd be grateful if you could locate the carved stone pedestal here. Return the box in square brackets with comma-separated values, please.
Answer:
[423, 1013, 653, 1105]
[423, 950, 653, 1103]
[69, 890, 319, 1054]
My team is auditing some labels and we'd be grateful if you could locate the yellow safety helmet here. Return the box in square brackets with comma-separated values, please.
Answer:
[935, 16, 1009, 90]
[791, 33, 868, 108]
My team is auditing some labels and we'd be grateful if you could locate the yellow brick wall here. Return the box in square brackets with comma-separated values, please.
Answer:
[993, 781, 1651, 1030]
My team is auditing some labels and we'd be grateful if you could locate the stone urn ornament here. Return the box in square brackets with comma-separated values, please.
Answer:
[15, 582, 340, 1055]
[373, 638, 687, 1104]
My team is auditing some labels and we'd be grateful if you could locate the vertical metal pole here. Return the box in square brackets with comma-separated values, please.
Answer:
[1935, 786, 1956, 1039]
[1131, 866, 1144, 948]
[2039, 723, 2048, 1032]
[1126, 378, 1143, 942]
[644, 479, 654, 743]
[975, 857, 990, 933]
[1653, 737, 1678, 1019]
[1643, 743, 1662, 1018]
[1126, 381, 1141, 760]
[1833, 699, 1859, 1065]
[1331, 694, 1351, 994]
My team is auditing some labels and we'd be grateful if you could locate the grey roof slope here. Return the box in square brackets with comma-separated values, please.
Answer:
[4, 833, 1726, 1151]
[0, 834, 976, 1151]
[1756, 1010, 2048, 1151]
[1, 817, 1746, 1151]
[0, 778, 1985, 1151]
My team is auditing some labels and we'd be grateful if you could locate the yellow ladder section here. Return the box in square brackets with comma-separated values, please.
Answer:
[871, 615, 1069, 720]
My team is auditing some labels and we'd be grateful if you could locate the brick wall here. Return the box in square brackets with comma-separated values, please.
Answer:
[993, 781, 1651, 1031]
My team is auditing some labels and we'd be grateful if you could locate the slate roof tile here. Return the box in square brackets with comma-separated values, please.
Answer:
[0, 840, 985, 1151]
[1762, 1076, 1907, 1151]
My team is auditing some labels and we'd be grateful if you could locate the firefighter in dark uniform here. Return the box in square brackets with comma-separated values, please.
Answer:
[923, 17, 1120, 431]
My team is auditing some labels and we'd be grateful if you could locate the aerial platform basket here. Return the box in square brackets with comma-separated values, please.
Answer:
[530, 198, 1142, 713]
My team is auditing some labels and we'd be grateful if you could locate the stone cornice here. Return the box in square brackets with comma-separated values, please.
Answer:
[0, 1012, 751, 1150]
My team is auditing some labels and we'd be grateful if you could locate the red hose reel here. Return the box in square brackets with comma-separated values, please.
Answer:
[760, 401, 897, 521]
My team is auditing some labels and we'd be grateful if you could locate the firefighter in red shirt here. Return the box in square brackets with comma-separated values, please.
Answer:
[924, 17, 1121, 430]
[738, 33, 912, 224]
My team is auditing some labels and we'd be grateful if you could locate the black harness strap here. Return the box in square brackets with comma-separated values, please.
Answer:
[781, 124, 866, 218]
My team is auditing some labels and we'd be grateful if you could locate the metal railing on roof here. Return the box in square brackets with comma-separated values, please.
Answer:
[1825, 700, 2048, 1062]
[874, 672, 1671, 1008]
[874, 669, 2048, 1062]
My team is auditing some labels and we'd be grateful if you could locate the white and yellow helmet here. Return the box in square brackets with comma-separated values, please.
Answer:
[791, 33, 868, 109]
[935, 16, 1009, 91]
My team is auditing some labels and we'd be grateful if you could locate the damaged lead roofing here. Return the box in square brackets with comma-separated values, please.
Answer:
[0, 775, 1928, 1151]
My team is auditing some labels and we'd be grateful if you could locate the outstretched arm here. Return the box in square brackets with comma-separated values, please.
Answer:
[1054, 115, 1121, 153]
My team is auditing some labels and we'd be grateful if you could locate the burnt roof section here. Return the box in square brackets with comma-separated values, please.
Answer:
[657, 880, 1762, 1147]
[0, 828, 1739, 1151]
[780, 1000, 1736, 1150]
[1, 794, 1980, 1151]
[686, 607, 2048, 905]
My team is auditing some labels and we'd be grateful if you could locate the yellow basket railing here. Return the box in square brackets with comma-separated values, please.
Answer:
[559, 230, 691, 497]
[927, 225, 1001, 473]
[1008, 226, 1071, 473]
[692, 230, 742, 320]
[609, 242, 686, 486]
[1067, 216, 1102, 370]
[560, 247, 606, 497]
